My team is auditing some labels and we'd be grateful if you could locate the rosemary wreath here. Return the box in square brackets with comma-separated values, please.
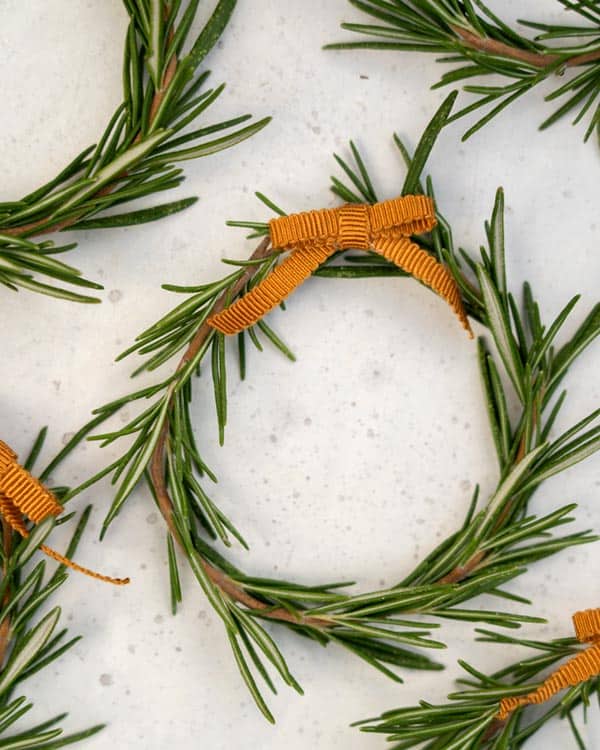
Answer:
[328, 0, 600, 143]
[0, 430, 106, 749]
[43, 93, 600, 731]
[0, 0, 269, 302]
[363, 623, 600, 747]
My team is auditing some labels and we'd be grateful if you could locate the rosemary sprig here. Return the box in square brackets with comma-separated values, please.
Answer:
[327, 1, 600, 142]
[0, 0, 270, 302]
[361, 628, 599, 748]
[60, 93, 600, 722]
[0, 430, 104, 748]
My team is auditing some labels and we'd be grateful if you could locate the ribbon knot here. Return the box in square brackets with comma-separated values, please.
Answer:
[338, 204, 371, 249]
[497, 608, 600, 720]
[0, 440, 128, 586]
[208, 195, 473, 337]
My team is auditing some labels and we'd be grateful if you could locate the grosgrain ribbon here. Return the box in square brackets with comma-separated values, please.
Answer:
[208, 195, 473, 337]
[497, 608, 600, 720]
[0, 440, 128, 585]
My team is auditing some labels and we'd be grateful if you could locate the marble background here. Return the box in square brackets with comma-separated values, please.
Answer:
[0, 1, 598, 748]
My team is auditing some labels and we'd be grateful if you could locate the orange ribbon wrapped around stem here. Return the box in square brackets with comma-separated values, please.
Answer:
[0, 440, 128, 585]
[497, 608, 600, 720]
[208, 196, 473, 337]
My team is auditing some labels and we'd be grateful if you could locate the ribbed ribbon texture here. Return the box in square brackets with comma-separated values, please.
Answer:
[208, 196, 473, 337]
[0, 440, 128, 585]
[497, 608, 600, 720]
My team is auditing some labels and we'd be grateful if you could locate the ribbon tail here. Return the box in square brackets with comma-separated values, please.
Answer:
[209, 241, 335, 335]
[0, 493, 128, 586]
[374, 236, 473, 337]
[0, 493, 28, 535]
[39, 544, 130, 586]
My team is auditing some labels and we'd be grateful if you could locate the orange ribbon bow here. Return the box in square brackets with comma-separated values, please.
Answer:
[497, 608, 600, 720]
[208, 195, 473, 337]
[0, 440, 128, 585]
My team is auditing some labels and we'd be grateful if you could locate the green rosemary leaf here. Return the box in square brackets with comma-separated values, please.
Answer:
[0, 608, 61, 697]
[255, 321, 296, 361]
[67, 197, 198, 230]
[101, 398, 170, 536]
[546, 303, 600, 400]
[227, 630, 276, 724]
[0, 564, 45, 627]
[156, 114, 253, 152]
[167, 534, 182, 616]
[530, 295, 580, 371]
[21, 146, 95, 205]
[402, 91, 458, 194]
[237, 331, 246, 379]
[236, 626, 279, 695]
[15, 519, 55, 568]
[144, 117, 271, 166]
[29, 724, 105, 750]
[523, 434, 600, 489]
[333, 150, 375, 204]
[15, 634, 81, 687]
[0, 699, 32, 737]
[486, 188, 506, 298]
[479, 444, 547, 535]
[22, 428, 48, 472]
[146, 0, 163, 90]
[2, 276, 101, 305]
[235, 608, 303, 693]
[477, 340, 505, 468]
[10, 575, 69, 635]
[477, 266, 525, 402]
[254, 192, 287, 216]
[186, 0, 238, 72]
[211, 332, 227, 446]
[60, 130, 171, 213]
[314, 264, 406, 278]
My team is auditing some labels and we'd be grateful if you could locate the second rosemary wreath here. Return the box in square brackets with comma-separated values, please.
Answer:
[40, 92, 600, 730]
[0, 0, 269, 302]
[328, 0, 600, 144]
[0, 429, 116, 749]
[361, 616, 600, 748]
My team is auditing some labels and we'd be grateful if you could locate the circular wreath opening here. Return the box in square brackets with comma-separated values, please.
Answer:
[200, 286, 483, 587]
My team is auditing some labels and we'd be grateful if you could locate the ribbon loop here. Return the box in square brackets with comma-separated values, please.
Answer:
[269, 207, 339, 251]
[208, 195, 473, 337]
[0, 463, 63, 523]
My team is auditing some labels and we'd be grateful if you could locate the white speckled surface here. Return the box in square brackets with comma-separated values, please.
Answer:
[0, 1, 599, 748]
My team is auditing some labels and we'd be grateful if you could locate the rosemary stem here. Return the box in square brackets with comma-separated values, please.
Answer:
[149, 236, 332, 629]
[437, 416, 533, 585]
[450, 24, 600, 68]
[0, 520, 14, 668]
[0, 183, 120, 239]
